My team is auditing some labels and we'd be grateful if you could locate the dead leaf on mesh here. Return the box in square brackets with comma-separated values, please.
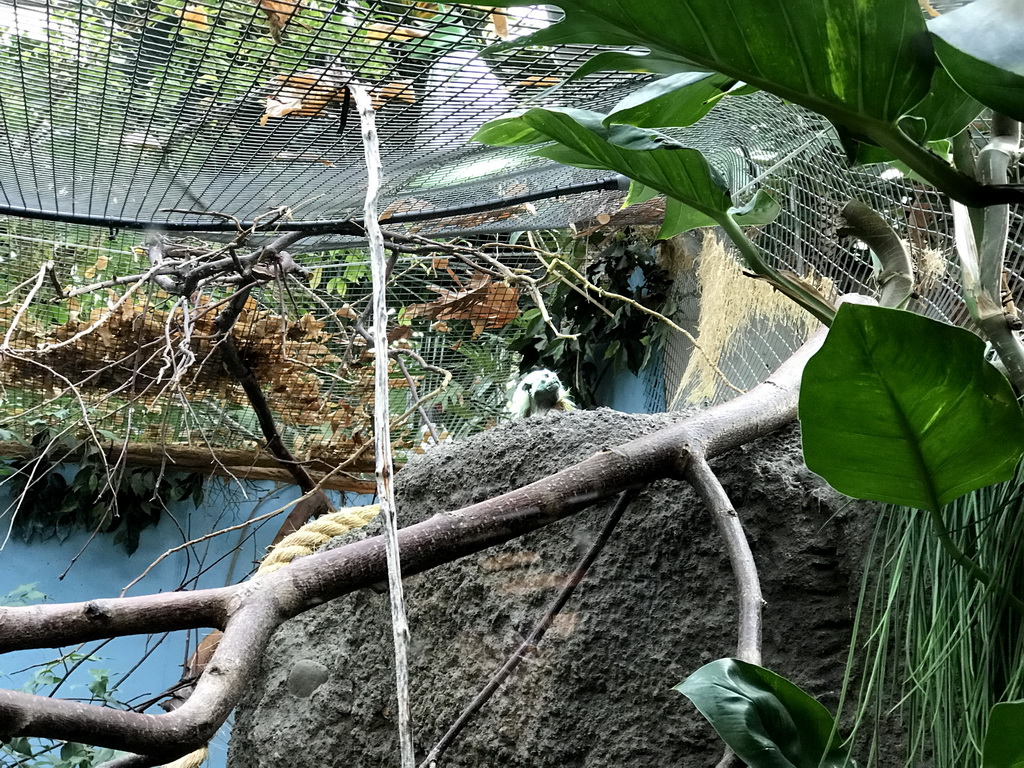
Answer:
[179, 4, 209, 30]
[515, 76, 561, 88]
[261, 72, 348, 125]
[410, 203, 536, 234]
[272, 151, 335, 166]
[365, 22, 430, 41]
[371, 80, 416, 108]
[84, 255, 109, 280]
[490, 10, 509, 38]
[258, 0, 300, 42]
[404, 274, 520, 337]
[410, 2, 440, 17]
[379, 197, 433, 221]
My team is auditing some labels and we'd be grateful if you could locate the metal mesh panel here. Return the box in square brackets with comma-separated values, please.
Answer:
[0, 0, 1020, 462]
[0, 0, 639, 236]
[651, 93, 1022, 409]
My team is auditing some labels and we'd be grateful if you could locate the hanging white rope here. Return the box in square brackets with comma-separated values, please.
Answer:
[352, 82, 416, 768]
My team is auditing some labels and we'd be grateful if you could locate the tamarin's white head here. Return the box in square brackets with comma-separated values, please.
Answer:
[509, 369, 575, 419]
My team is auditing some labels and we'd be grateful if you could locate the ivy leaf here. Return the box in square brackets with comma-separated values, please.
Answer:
[799, 304, 1024, 512]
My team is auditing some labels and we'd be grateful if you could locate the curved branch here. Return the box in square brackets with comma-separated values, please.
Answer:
[840, 199, 914, 309]
[685, 454, 762, 665]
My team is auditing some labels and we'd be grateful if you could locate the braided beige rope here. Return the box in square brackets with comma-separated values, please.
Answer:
[255, 504, 381, 576]
[159, 504, 381, 768]
[162, 745, 208, 768]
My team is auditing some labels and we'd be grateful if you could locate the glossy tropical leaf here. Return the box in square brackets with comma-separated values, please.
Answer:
[659, 190, 781, 239]
[800, 304, 1024, 512]
[677, 658, 854, 768]
[984, 701, 1024, 768]
[469, 0, 932, 130]
[898, 67, 983, 144]
[473, 107, 733, 217]
[929, 0, 1024, 123]
[606, 71, 736, 128]
[570, 50, 701, 80]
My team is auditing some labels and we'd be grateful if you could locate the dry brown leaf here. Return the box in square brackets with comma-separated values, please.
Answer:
[258, 0, 300, 42]
[431, 257, 448, 270]
[379, 197, 432, 221]
[263, 73, 348, 124]
[271, 152, 334, 166]
[179, 4, 209, 30]
[411, 2, 439, 18]
[371, 79, 416, 108]
[515, 76, 561, 88]
[84, 255, 108, 279]
[413, 203, 536, 233]
[490, 10, 509, 39]
[404, 274, 520, 337]
[365, 22, 429, 41]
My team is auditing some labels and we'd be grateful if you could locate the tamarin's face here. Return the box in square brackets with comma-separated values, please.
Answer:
[510, 369, 569, 418]
[523, 371, 561, 408]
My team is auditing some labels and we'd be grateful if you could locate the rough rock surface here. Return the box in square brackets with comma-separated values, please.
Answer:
[229, 409, 875, 767]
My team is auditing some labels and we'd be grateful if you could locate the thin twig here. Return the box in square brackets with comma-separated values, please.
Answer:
[419, 490, 637, 768]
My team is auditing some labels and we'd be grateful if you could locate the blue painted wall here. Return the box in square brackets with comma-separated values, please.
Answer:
[0, 475, 372, 767]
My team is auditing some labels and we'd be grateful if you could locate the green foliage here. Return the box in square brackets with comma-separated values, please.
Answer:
[510, 233, 672, 407]
[928, 0, 1024, 124]
[1, 586, 121, 767]
[799, 304, 1024, 512]
[474, 107, 735, 228]
[853, 476, 1024, 768]
[984, 702, 1024, 768]
[677, 658, 854, 768]
[5, 430, 205, 555]
[2, 582, 47, 606]
[604, 71, 736, 129]
[478, 0, 949, 161]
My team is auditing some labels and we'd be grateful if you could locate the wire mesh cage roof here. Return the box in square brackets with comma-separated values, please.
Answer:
[0, 0, 642, 239]
[0, 0, 1021, 493]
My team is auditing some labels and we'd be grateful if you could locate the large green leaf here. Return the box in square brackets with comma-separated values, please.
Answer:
[929, 0, 1024, 123]
[899, 66, 984, 144]
[606, 71, 736, 129]
[799, 304, 1024, 512]
[985, 701, 1024, 768]
[677, 658, 854, 768]
[473, 107, 733, 217]
[569, 50, 701, 80]
[471, 0, 933, 132]
[659, 190, 781, 239]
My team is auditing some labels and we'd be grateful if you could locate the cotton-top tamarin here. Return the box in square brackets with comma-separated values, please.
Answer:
[509, 369, 575, 418]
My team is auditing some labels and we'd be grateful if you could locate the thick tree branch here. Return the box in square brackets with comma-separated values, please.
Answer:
[0, 327, 827, 762]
